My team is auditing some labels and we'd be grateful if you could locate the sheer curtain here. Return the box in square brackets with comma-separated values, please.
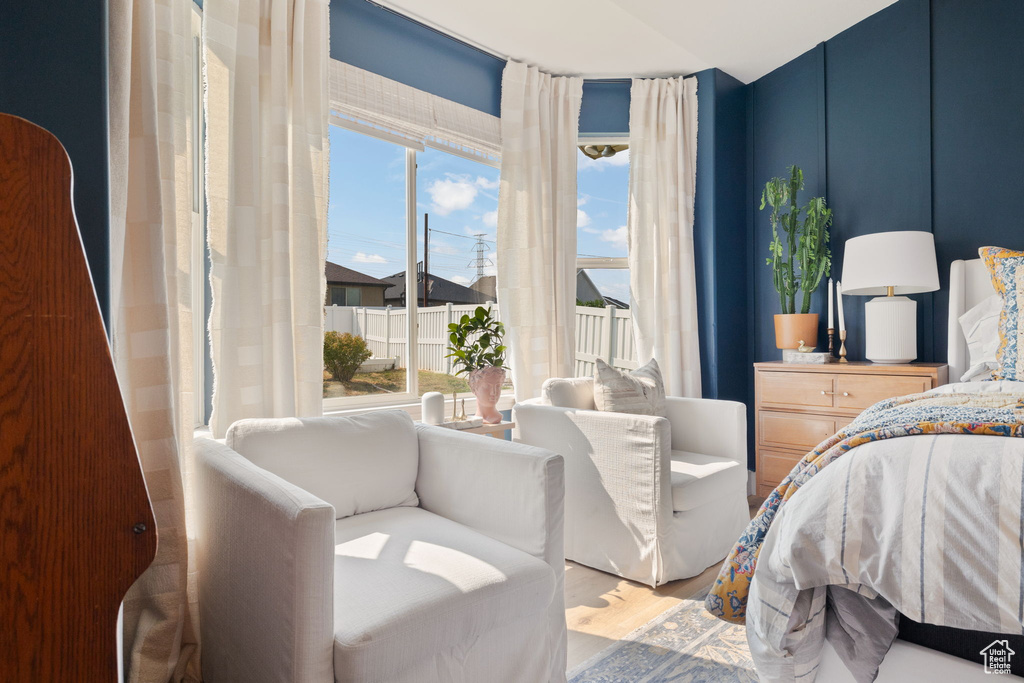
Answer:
[205, 0, 330, 438]
[496, 61, 583, 400]
[627, 76, 701, 397]
[108, 0, 200, 679]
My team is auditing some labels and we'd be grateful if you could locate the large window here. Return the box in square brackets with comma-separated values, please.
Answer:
[575, 139, 636, 376]
[323, 125, 503, 408]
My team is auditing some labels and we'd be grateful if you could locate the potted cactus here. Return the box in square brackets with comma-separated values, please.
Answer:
[762, 165, 832, 349]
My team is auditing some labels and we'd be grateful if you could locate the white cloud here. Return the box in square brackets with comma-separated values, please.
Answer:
[450, 275, 471, 285]
[577, 209, 591, 228]
[482, 210, 498, 228]
[431, 241, 461, 256]
[427, 176, 478, 215]
[600, 225, 628, 252]
[475, 176, 499, 190]
[352, 252, 387, 264]
[579, 148, 630, 171]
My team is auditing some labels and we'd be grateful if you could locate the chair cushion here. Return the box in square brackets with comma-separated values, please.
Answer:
[332, 506, 555, 681]
[542, 376, 597, 410]
[225, 411, 419, 520]
[669, 450, 747, 512]
[593, 358, 666, 416]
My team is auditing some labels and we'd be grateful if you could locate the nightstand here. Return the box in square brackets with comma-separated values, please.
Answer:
[753, 361, 948, 497]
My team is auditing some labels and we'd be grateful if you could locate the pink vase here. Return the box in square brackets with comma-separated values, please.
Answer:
[468, 366, 505, 424]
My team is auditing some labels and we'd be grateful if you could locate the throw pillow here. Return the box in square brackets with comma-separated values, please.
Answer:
[957, 293, 1002, 381]
[979, 246, 1024, 381]
[593, 358, 666, 416]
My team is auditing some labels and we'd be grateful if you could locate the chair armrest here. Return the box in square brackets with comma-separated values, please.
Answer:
[194, 438, 335, 683]
[414, 424, 564, 567]
[512, 402, 673, 586]
[664, 396, 747, 465]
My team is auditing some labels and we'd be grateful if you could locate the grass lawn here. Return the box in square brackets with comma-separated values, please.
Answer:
[323, 368, 471, 398]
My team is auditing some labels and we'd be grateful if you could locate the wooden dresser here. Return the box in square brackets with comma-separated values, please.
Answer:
[754, 361, 948, 497]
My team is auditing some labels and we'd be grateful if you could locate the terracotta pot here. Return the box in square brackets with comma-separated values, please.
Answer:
[468, 366, 506, 424]
[774, 313, 819, 350]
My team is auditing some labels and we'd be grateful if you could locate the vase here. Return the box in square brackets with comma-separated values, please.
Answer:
[468, 366, 505, 424]
[774, 313, 819, 350]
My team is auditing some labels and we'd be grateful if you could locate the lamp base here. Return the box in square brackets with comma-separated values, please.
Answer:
[865, 295, 917, 364]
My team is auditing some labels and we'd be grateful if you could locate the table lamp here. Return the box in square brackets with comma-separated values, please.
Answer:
[841, 231, 939, 364]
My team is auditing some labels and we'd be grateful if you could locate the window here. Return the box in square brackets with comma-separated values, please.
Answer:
[191, 3, 209, 427]
[575, 138, 635, 376]
[329, 286, 361, 307]
[323, 125, 503, 408]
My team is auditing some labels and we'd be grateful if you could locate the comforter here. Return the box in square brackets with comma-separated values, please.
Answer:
[710, 381, 1024, 681]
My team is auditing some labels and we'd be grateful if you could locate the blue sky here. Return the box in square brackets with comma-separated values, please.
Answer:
[328, 126, 630, 301]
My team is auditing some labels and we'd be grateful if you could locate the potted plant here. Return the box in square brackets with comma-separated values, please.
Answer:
[762, 166, 832, 349]
[445, 306, 507, 424]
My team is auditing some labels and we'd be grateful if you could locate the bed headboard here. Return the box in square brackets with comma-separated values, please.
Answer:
[947, 258, 996, 382]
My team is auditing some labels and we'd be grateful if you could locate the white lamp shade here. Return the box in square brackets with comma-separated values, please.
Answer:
[841, 231, 940, 296]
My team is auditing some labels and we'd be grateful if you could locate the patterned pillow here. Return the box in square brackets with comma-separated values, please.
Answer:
[593, 358, 666, 416]
[979, 246, 1024, 381]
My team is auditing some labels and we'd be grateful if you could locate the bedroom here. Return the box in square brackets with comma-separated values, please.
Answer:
[1, 0, 1022, 681]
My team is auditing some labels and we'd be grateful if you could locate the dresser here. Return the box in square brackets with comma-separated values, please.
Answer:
[754, 361, 948, 497]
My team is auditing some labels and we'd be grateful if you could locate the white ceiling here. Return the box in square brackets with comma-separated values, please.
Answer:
[377, 0, 897, 84]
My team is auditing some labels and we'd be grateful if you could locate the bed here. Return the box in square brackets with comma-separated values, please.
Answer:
[741, 257, 1024, 682]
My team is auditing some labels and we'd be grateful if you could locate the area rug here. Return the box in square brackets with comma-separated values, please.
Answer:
[569, 592, 757, 682]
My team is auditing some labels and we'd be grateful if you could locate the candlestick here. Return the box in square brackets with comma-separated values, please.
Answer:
[828, 327, 835, 357]
[836, 281, 846, 333]
[827, 278, 834, 329]
[839, 330, 848, 363]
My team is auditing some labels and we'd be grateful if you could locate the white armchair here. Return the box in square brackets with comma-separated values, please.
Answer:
[195, 410, 566, 683]
[513, 377, 749, 587]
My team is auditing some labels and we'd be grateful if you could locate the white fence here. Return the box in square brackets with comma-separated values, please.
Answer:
[326, 303, 637, 376]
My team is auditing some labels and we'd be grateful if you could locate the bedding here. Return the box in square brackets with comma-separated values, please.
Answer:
[958, 293, 1002, 382]
[980, 246, 1024, 381]
[706, 381, 1024, 682]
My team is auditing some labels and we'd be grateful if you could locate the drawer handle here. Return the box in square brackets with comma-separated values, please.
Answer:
[820, 390, 835, 395]
[842, 392, 850, 397]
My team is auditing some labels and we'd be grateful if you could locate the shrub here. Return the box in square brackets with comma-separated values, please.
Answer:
[324, 331, 372, 382]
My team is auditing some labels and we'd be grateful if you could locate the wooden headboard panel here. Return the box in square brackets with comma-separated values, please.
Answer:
[947, 258, 997, 383]
[0, 114, 156, 679]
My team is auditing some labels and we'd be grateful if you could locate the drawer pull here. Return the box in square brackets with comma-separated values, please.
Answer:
[820, 390, 835, 395]
[843, 392, 850, 397]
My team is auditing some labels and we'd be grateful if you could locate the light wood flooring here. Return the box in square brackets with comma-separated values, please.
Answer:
[564, 498, 761, 670]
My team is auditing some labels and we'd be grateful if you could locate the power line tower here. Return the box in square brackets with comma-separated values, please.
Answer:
[468, 234, 493, 280]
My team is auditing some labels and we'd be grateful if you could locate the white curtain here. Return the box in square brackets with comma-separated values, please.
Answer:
[627, 76, 701, 398]
[205, 0, 330, 438]
[496, 61, 582, 400]
[108, 0, 200, 679]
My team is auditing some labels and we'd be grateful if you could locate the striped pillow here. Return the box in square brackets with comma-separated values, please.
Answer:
[979, 246, 1024, 381]
[593, 358, 666, 416]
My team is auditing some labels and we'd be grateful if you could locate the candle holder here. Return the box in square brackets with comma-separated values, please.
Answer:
[839, 330, 848, 363]
[827, 327, 835, 357]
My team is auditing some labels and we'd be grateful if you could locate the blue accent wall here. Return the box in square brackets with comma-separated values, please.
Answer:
[930, 0, 1024, 363]
[0, 0, 111, 324]
[693, 69, 749, 407]
[331, 0, 504, 116]
[580, 81, 630, 135]
[330, 0, 630, 133]
[746, 0, 1024, 467]
[824, 0, 933, 362]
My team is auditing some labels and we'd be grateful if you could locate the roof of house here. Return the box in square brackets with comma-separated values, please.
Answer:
[325, 261, 390, 288]
[383, 268, 491, 305]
